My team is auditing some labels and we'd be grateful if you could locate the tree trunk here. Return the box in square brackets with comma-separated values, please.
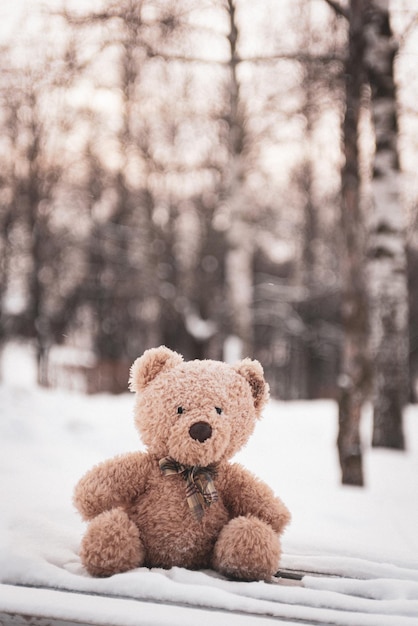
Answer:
[337, 0, 368, 486]
[365, 0, 408, 449]
[0, 201, 14, 351]
[222, 0, 254, 360]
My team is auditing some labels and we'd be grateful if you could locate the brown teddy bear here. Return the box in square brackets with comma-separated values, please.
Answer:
[73, 346, 290, 581]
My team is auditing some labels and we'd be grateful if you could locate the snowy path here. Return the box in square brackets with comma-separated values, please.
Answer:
[1, 350, 418, 625]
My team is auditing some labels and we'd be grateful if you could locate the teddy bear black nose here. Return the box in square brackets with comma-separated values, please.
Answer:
[189, 421, 212, 443]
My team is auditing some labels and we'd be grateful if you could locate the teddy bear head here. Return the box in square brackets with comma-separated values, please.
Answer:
[129, 346, 269, 467]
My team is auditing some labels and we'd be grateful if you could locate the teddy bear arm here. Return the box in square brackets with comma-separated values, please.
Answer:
[73, 452, 149, 520]
[220, 464, 291, 534]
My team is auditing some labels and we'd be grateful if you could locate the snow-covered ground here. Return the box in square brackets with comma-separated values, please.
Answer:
[1, 343, 418, 625]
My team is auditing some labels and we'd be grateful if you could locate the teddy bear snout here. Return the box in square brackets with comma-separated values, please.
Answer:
[189, 421, 212, 443]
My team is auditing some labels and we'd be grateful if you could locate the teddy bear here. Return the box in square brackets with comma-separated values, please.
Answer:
[73, 346, 291, 581]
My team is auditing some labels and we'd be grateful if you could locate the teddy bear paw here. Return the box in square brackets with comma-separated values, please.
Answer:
[80, 507, 145, 577]
[212, 515, 281, 581]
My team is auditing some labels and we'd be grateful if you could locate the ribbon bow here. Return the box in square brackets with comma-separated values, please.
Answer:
[159, 457, 218, 521]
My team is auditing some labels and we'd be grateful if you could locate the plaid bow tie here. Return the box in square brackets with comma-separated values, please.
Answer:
[159, 457, 218, 521]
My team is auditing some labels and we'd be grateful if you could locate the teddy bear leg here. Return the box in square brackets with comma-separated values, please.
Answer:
[212, 515, 281, 581]
[80, 507, 145, 577]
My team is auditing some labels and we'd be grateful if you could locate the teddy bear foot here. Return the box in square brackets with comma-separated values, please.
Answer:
[212, 515, 281, 582]
[80, 507, 145, 577]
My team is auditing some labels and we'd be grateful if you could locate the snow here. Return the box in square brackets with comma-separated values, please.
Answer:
[1, 343, 418, 625]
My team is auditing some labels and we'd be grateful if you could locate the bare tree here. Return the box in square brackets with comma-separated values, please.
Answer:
[217, 0, 255, 360]
[337, 0, 368, 486]
[0, 171, 14, 364]
[59, 1, 177, 389]
[323, 0, 410, 475]
[0, 60, 73, 383]
[0, 60, 17, 359]
[365, 0, 408, 449]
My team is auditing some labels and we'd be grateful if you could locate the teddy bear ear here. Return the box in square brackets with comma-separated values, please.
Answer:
[129, 346, 183, 392]
[233, 358, 270, 412]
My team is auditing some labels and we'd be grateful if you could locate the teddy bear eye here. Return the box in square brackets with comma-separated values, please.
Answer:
[215, 407, 223, 415]
[177, 406, 184, 414]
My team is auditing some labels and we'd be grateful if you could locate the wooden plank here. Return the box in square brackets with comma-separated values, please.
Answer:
[0, 613, 87, 626]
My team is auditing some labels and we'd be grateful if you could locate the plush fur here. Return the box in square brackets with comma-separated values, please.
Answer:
[74, 346, 291, 581]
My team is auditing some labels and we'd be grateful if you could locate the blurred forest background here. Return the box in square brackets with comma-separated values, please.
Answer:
[1, 0, 418, 484]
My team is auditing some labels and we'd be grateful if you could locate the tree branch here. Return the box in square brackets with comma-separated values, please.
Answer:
[398, 14, 418, 49]
[322, 0, 349, 19]
[150, 51, 343, 65]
